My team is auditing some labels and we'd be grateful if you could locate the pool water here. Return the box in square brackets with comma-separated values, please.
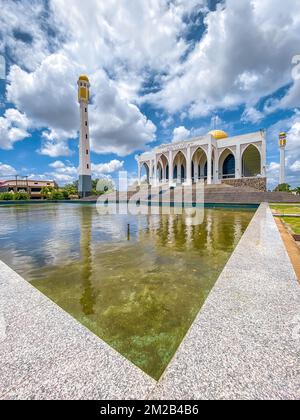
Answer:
[0, 204, 254, 379]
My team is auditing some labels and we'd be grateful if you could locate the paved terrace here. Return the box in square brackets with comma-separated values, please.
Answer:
[0, 203, 299, 400]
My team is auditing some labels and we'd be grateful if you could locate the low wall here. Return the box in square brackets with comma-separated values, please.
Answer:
[221, 177, 267, 191]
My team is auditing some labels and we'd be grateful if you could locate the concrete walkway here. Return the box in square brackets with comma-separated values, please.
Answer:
[150, 204, 300, 399]
[0, 203, 299, 399]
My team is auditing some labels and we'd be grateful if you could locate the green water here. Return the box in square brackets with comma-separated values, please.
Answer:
[0, 204, 254, 379]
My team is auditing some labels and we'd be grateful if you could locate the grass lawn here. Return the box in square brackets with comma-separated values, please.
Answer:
[270, 203, 300, 215]
[282, 217, 300, 235]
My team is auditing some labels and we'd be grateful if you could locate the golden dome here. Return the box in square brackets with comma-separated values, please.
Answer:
[79, 74, 89, 82]
[209, 130, 229, 140]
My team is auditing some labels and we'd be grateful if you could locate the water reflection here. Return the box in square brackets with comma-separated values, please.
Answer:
[0, 204, 254, 379]
[79, 207, 96, 316]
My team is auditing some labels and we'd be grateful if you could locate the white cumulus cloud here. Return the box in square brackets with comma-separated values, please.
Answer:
[0, 109, 30, 149]
[0, 162, 17, 177]
[146, 0, 300, 117]
[172, 126, 191, 142]
[92, 160, 124, 176]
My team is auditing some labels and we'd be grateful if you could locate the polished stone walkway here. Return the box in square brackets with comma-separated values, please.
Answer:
[0, 203, 299, 400]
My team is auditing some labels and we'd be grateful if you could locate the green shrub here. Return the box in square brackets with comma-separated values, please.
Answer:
[0, 191, 30, 201]
[50, 190, 65, 200]
[0, 192, 15, 200]
[14, 192, 30, 201]
[61, 189, 70, 199]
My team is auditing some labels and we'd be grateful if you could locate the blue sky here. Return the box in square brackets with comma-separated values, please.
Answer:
[0, 0, 299, 188]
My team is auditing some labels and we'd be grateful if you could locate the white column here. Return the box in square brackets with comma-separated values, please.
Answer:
[149, 160, 153, 185]
[154, 155, 158, 187]
[137, 162, 141, 186]
[213, 149, 218, 184]
[186, 147, 192, 185]
[280, 147, 286, 184]
[194, 159, 199, 182]
[163, 163, 167, 184]
[207, 142, 212, 185]
[262, 135, 267, 178]
[169, 150, 174, 186]
[235, 143, 241, 179]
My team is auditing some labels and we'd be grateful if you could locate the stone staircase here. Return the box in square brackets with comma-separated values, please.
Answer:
[204, 186, 300, 204]
[81, 184, 300, 205]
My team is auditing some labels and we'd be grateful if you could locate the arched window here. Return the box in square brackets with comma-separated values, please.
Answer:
[173, 151, 187, 183]
[242, 145, 261, 177]
[141, 163, 150, 184]
[223, 154, 235, 178]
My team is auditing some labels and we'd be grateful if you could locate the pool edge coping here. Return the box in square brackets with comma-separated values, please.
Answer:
[1, 203, 299, 399]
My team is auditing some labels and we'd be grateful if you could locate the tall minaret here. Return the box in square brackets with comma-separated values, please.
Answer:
[279, 132, 287, 185]
[78, 75, 92, 198]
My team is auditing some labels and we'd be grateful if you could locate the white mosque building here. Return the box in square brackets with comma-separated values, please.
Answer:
[136, 129, 267, 191]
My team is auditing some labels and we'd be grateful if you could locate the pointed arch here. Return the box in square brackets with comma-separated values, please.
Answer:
[141, 162, 150, 184]
[157, 154, 169, 183]
[242, 145, 261, 177]
[173, 151, 187, 183]
[192, 147, 207, 181]
[218, 148, 236, 179]
[157, 161, 163, 182]
[191, 146, 207, 162]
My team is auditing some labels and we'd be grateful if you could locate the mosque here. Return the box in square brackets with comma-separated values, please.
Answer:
[76, 75, 287, 196]
[136, 129, 268, 191]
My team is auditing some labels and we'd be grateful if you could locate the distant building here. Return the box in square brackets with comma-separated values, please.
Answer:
[136, 129, 267, 191]
[0, 179, 58, 199]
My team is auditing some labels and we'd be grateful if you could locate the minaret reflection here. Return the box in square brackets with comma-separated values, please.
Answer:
[79, 207, 96, 315]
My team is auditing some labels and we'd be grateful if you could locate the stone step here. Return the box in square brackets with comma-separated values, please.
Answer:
[81, 188, 300, 204]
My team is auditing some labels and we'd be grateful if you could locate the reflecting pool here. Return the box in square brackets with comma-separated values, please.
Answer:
[0, 204, 254, 379]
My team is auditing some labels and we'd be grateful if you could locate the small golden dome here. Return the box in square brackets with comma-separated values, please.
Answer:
[79, 74, 89, 82]
[209, 130, 229, 140]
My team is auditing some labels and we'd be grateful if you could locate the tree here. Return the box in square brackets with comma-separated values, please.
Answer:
[93, 178, 114, 195]
[51, 190, 65, 200]
[274, 183, 291, 193]
[41, 186, 54, 199]
[41, 186, 66, 200]
[294, 187, 300, 195]
[63, 183, 78, 196]
[14, 191, 30, 200]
